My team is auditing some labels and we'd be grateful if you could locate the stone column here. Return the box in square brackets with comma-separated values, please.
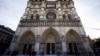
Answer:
[62, 35, 67, 55]
[35, 43, 40, 54]
[62, 42, 67, 52]
[35, 35, 40, 55]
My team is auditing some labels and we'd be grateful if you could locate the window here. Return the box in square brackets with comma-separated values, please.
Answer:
[46, 4, 56, 8]
[64, 0, 66, 1]
[0, 33, 1, 37]
[63, 14, 66, 19]
[31, 15, 34, 19]
[46, 12, 56, 20]
[68, 14, 71, 20]
[33, 0, 38, 1]
[31, 14, 40, 20]
[36, 15, 39, 20]
[0, 33, 2, 40]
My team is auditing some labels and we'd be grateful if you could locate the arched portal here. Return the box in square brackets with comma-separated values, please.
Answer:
[17, 31, 35, 54]
[40, 27, 62, 55]
[66, 29, 81, 53]
[66, 29, 80, 42]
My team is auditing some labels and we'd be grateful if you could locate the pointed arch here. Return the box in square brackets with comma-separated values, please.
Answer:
[17, 30, 35, 54]
[40, 27, 61, 43]
[66, 29, 82, 53]
[19, 30, 35, 44]
[40, 27, 62, 54]
[66, 29, 81, 42]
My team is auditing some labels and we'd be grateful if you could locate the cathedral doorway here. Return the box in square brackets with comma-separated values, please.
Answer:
[66, 29, 81, 54]
[45, 33, 56, 55]
[40, 28, 62, 55]
[18, 31, 35, 55]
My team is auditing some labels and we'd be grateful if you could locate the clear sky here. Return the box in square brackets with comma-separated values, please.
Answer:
[0, 0, 100, 39]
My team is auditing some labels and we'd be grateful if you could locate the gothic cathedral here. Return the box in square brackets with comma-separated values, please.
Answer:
[7, 0, 94, 56]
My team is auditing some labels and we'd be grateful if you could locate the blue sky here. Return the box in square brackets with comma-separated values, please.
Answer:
[0, 0, 100, 39]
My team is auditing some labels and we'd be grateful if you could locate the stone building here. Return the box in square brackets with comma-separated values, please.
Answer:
[92, 38, 100, 56]
[0, 25, 15, 55]
[7, 0, 94, 56]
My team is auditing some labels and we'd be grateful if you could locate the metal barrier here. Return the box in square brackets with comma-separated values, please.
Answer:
[4, 52, 95, 56]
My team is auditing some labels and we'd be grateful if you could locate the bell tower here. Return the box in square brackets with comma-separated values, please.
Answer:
[7, 0, 94, 56]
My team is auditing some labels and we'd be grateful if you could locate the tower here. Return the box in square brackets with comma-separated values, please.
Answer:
[7, 0, 94, 56]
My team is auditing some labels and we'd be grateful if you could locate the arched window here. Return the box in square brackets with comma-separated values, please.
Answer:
[39, 0, 42, 1]
[68, 14, 71, 20]
[64, 0, 66, 1]
[63, 14, 66, 19]
[36, 14, 39, 20]
[31, 14, 40, 20]
[33, 0, 38, 1]
[31, 15, 34, 19]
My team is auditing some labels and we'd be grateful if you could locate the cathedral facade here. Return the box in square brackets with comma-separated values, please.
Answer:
[6, 0, 94, 56]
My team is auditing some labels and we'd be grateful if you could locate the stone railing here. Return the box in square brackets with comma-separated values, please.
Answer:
[19, 19, 81, 27]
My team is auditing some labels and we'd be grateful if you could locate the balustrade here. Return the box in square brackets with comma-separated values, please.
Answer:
[19, 19, 81, 27]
